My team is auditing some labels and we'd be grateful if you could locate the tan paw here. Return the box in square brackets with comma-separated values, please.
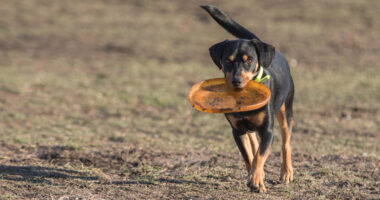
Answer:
[280, 164, 293, 183]
[247, 168, 266, 193]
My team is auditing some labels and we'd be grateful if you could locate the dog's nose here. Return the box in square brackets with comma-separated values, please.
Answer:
[232, 78, 242, 86]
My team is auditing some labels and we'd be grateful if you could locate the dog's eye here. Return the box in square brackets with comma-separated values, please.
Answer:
[246, 59, 253, 64]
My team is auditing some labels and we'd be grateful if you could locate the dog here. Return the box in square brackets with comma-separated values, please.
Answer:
[201, 5, 295, 193]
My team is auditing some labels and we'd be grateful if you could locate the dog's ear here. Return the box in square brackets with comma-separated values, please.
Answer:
[251, 39, 275, 68]
[209, 40, 228, 69]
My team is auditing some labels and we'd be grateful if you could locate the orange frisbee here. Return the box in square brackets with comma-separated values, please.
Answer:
[188, 78, 271, 113]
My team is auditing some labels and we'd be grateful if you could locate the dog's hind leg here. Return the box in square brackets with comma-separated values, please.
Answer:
[277, 103, 294, 183]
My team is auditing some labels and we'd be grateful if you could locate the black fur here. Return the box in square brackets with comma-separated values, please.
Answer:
[200, 5, 261, 41]
[251, 39, 275, 69]
[209, 40, 229, 69]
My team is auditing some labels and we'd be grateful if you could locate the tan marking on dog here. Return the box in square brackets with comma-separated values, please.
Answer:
[243, 131, 259, 173]
[240, 133, 254, 173]
[226, 111, 265, 130]
[242, 54, 248, 62]
[245, 110, 266, 127]
[276, 104, 293, 183]
[228, 55, 235, 62]
[248, 131, 259, 158]
[248, 147, 271, 193]
[240, 70, 255, 87]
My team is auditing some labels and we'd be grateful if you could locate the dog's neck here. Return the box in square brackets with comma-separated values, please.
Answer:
[253, 66, 270, 83]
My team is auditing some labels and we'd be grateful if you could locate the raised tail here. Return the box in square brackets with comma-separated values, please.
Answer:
[200, 5, 261, 41]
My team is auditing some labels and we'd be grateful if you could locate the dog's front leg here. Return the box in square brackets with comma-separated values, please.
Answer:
[232, 129, 255, 173]
[241, 131, 259, 172]
[247, 131, 259, 159]
[247, 128, 273, 193]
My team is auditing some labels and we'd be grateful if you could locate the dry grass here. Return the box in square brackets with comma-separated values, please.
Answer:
[0, 0, 379, 199]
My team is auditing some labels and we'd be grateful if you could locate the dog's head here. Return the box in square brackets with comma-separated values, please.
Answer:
[209, 39, 275, 89]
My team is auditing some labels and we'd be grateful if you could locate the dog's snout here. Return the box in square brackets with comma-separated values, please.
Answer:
[232, 77, 242, 86]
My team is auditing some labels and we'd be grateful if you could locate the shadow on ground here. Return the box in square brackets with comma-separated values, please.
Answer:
[0, 165, 98, 185]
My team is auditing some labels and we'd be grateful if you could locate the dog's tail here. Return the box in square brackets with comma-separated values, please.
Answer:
[200, 5, 261, 41]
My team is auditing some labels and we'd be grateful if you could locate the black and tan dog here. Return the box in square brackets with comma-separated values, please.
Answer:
[201, 5, 295, 193]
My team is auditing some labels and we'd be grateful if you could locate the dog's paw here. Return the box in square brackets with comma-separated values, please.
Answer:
[280, 164, 293, 183]
[247, 169, 266, 193]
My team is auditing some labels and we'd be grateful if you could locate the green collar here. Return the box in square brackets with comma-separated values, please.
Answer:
[254, 66, 270, 83]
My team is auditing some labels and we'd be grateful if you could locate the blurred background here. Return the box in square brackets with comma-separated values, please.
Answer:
[0, 0, 379, 199]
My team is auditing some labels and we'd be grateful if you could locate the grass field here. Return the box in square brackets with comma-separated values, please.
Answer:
[0, 0, 379, 199]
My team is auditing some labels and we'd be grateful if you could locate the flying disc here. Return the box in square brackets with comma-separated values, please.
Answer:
[188, 78, 270, 113]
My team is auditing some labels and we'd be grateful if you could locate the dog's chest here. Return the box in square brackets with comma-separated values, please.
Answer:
[226, 111, 266, 131]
